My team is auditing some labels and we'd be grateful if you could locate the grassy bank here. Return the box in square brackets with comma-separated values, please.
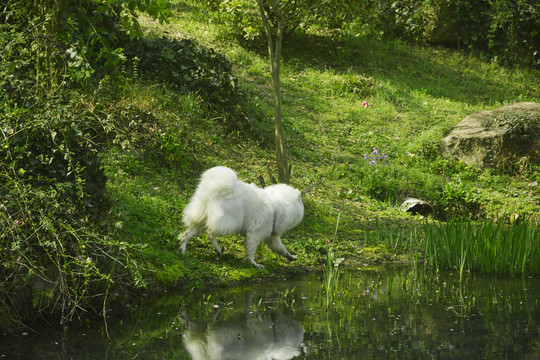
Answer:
[100, 0, 539, 287]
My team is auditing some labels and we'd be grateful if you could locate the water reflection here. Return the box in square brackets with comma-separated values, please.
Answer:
[181, 307, 303, 360]
[0, 268, 538, 359]
[297, 269, 540, 359]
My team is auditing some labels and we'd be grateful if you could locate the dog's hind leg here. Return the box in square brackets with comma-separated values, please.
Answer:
[179, 227, 201, 254]
[245, 234, 264, 269]
[265, 235, 298, 261]
[207, 233, 222, 255]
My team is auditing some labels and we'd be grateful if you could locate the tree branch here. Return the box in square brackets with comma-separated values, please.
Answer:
[283, 0, 331, 23]
[301, 181, 322, 195]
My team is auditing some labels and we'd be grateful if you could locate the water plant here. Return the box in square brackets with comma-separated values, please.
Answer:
[323, 213, 344, 309]
[423, 218, 540, 276]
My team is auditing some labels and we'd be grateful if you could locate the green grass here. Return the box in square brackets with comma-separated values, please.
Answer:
[424, 219, 540, 276]
[100, 0, 540, 287]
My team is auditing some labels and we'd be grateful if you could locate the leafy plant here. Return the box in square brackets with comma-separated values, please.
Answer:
[439, 175, 481, 219]
[1, 103, 108, 219]
[1, 0, 170, 94]
[0, 169, 147, 327]
[0, 0, 172, 331]
[340, 0, 539, 67]
[123, 36, 250, 131]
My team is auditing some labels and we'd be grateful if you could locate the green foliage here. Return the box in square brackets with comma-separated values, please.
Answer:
[211, 0, 262, 41]
[439, 175, 481, 220]
[340, 0, 539, 67]
[123, 36, 250, 130]
[323, 214, 344, 309]
[1, 105, 108, 220]
[0, 171, 147, 327]
[351, 155, 443, 207]
[0, 85, 163, 328]
[0, 0, 172, 331]
[202, 0, 361, 43]
[1, 0, 169, 93]
[456, 0, 540, 67]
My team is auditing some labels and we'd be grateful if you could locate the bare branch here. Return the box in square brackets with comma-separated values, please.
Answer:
[283, 0, 331, 23]
[279, 0, 293, 11]
[301, 181, 321, 195]
[258, 175, 267, 188]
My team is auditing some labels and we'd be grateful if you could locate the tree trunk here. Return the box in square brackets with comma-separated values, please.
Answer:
[256, 0, 290, 184]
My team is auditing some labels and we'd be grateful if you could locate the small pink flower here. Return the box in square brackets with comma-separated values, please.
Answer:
[362, 101, 373, 108]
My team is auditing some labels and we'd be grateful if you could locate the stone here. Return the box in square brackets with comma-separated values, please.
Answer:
[440, 102, 540, 170]
[400, 198, 434, 217]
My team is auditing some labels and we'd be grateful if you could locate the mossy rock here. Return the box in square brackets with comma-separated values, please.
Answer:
[440, 102, 540, 171]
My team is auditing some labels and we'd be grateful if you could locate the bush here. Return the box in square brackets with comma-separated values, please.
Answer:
[455, 0, 539, 67]
[0, 0, 169, 329]
[0, 172, 145, 327]
[0, 0, 170, 91]
[341, 0, 540, 67]
[1, 105, 108, 220]
[123, 36, 250, 131]
[199, 0, 539, 67]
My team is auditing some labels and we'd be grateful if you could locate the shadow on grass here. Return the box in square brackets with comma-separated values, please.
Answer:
[281, 32, 535, 106]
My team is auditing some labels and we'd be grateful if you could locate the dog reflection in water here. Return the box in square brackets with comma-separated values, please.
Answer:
[181, 310, 304, 360]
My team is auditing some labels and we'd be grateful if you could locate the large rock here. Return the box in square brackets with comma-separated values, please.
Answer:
[440, 103, 540, 170]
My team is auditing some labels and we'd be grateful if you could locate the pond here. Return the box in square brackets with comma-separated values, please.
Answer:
[1, 267, 539, 359]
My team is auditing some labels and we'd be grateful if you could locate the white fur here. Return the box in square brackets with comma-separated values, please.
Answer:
[179, 166, 304, 268]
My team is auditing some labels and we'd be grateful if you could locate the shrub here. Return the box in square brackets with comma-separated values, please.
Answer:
[123, 36, 250, 131]
[456, 0, 540, 67]
[1, 104, 108, 220]
[438, 175, 482, 220]
[341, 0, 539, 67]
[0, 0, 170, 91]
[0, 0, 170, 332]
[0, 172, 145, 327]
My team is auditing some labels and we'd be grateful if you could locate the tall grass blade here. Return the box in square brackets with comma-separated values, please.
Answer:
[423, 219, 539, 276]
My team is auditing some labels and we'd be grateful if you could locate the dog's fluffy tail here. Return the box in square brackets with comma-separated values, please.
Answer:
[182, 166, 238, 226]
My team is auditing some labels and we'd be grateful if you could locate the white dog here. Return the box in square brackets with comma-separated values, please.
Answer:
[179, 166, 304, 268]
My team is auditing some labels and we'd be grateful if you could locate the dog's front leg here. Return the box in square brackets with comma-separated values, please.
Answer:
[245, 234, 264, 269]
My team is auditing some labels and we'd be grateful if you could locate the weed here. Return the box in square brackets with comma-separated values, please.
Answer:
[323, 214, 344, 309]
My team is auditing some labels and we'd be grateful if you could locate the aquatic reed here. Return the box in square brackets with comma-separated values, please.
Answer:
[324, 213, 344, 309]
[424, 218, 539, 276]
